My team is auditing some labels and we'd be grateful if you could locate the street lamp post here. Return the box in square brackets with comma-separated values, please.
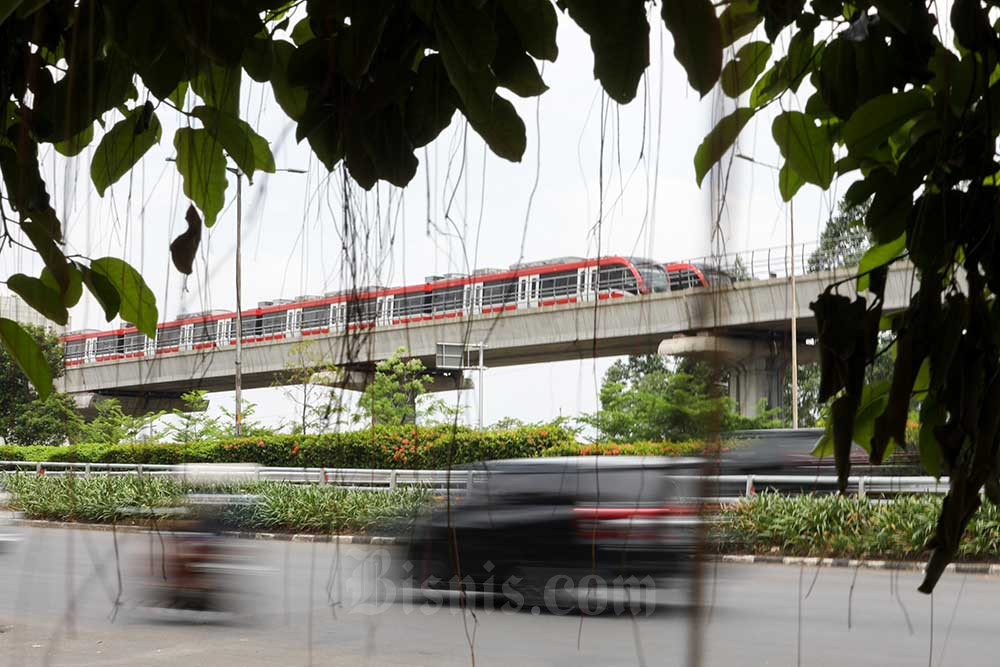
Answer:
[735, 154, 799, 428]
[168, 158, 307, 436]
[230, 166, 307, 436]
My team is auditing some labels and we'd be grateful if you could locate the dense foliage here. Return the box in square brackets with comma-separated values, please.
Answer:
[723, 493, 1000, 563]
[582, 355, 781, 441]
[0, 324, 79, 445]
[0, 425, 573, 469]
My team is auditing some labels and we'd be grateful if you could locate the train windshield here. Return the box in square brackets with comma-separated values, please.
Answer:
[636, 264, 670, 292]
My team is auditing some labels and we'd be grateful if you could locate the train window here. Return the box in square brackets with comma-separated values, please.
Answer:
[396, 294, 426, 318]
[158, 326, 181, 348]
[432, 287, 462, 313]
[670, 269, 703, 290]
[191, 322, 215, 344]
[95, 335, 117, 356]
[302, 305, 329, 329]
[260, 311, 285, 334]
[123, 331, 146, 353]
[64, 339, 85, 360]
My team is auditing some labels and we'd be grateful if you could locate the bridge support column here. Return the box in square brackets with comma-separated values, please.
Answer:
[657, 334, 817, 418]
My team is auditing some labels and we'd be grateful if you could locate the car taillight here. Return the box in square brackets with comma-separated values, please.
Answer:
[572, 505, 700, 540]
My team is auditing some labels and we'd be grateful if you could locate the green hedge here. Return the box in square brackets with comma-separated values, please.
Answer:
[0, 426, 574, 469]
[539, 440, 711, 458]
[721, 492, 1000, 561]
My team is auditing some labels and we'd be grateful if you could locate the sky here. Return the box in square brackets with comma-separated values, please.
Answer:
[6, 7, 848, 430]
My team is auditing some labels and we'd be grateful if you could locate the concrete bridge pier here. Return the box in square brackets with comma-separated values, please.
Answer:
[657, 334, 818, 417]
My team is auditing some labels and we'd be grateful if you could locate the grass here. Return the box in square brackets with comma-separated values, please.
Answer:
[1, 473, 431, 535]
[720, 492, 1000, 561]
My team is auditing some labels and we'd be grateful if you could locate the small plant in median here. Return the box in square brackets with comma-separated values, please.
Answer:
[1, 473, 431, 535]
[721, 493, 1000, 562]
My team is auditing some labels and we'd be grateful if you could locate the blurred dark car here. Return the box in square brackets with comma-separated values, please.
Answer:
[404, 456, 703, 608]
[721, 428, 826, 474]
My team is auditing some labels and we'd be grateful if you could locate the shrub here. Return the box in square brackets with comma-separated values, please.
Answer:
[539, 440, 720, 458]
[0, 426, 576, 469]
[1, 473, 429, 534]
[720, 493, 1000, 561]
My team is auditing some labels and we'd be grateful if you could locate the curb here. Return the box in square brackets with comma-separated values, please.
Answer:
[10, 521, 1000, 575]
[11, 519, 404, 545]
[712, 553, 1000, 576]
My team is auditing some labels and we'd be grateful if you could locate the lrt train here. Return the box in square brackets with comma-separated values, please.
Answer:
[62, 255, 689, 368]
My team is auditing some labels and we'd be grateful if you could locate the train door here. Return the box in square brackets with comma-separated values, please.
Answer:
[287, 308, 303, 336]
[517, 275, 539, 308]
[376, 295, 394, 325]
[179, 323, 194, 350]
[577, 266, 597, 300]
[145, 332, 157, 355]
[216, 318, 233, 346]
[331, 302, 347, 330]
[84, 337, 97, 363]
[463, 283, 484, 314]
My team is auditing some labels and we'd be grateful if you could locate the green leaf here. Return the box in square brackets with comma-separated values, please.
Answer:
[0, 318, 52, 400]
[562, 0, 650, 104]
[6, 274, 68, 325]
[80, 266, 120, 322]
[405, 54, 458, 148]
[437, 21, 526, 162]
[0, 1, 26, 26]
[290, 18, 314, 46]
[913, 357, 931, 397]
[852, 380, 891, 455]
[174, 127, 228, 227]
[778, 163, 804, 201]
[191, 106, 275, 180]
[694, 108, 754, 186]
[721, 41, 772, 98]
[40, 263, 82, 308]
[500, 0, 558, 61]
[719, 0, 761, 47]
[857, 232, 906, 290]
[873, 0, 911, 32]
[811, 428, 834, 457]
[271, 41, 308, 120]
[90, 257, 158, 337]
[493, 13, 548, 98]
[191, 63, 241, 117]
[90, 106, 162, 196]
[337, 0, 392, 86]
[749, 61, 788, 107]
[918, 398, 945, 478]
[662, 0, 723, 98]
[18, 220, 63, 290]
[242, 37, 274, 82]
[168, 81, 188, 109]
[842, 90, 931, 157]
[759, 0, 805, 41]
[53, 123, 94, 157]
[435, 0, 498, 72]
[771, 111, 833, 188]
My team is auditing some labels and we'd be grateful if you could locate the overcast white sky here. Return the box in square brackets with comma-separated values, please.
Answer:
[6, 8, 848, 429]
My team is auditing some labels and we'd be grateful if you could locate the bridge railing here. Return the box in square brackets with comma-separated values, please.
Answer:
[676, 234, 870, 283]
[0, 461, 947, 499]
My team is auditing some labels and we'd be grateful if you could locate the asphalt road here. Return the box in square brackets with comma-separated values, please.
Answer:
[0, 525, 996, 666]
